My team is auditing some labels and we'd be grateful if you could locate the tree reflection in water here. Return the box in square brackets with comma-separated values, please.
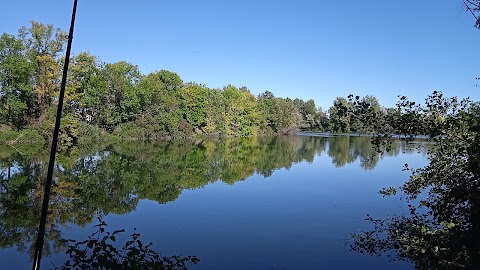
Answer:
[0, 135, 418, 267]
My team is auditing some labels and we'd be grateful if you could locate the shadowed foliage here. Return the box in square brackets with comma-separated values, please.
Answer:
[350, 92, 480, 269]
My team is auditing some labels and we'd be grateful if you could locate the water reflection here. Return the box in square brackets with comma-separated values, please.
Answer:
[0, 135, 424, 266]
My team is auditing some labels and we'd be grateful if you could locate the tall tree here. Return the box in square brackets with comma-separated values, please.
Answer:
[67, 52, 108, 123]
[328, 97, 352, 133]
[19, 21, 67, 117]
[101, 61, 142, 130]
[348, 95, 383, 133]
[179, 82, 209, 133]
[0, 34, 34, 129]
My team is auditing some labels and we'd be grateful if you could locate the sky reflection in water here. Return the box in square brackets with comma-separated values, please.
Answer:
[0, 135, 429, 269]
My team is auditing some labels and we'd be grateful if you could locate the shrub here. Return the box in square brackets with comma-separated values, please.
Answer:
[55, 219, 199, 270]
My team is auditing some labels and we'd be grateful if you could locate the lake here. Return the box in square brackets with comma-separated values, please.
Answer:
[0, 134, 429, 269]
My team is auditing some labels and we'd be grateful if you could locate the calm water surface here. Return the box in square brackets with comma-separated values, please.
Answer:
[0, 135, 429, 269]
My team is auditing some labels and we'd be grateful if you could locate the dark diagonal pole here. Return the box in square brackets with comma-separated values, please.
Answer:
[32, 1, 78, 269]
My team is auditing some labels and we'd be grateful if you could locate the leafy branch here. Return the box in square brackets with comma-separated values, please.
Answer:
[54, 218, 199, 270]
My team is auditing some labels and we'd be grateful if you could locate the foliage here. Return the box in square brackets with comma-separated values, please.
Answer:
[328, 97, 352, 133]
[0, 21, 306, 141]
[19, 21, 67, 117]
[293, 98, 321, 130]
[327, 95, 385, 134]
[257, 91, 300, 135]
[2, 19, 479, 148]
[0, 33, 35, 129]
[350, 92, 480, 269]
[3, 21, 465, 143]
[76, 121, 109, 145]
[55, 219, 199, 270]
[0, 126, 43, 145]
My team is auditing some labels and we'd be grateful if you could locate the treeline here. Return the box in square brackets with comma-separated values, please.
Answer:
[0, 21, 302, 146]
[0, 21, 437, 145]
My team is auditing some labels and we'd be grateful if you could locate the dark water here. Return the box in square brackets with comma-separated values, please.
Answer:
[0, 135, 428, 269]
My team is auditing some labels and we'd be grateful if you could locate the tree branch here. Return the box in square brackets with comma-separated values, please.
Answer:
[463, 0, 480, 26]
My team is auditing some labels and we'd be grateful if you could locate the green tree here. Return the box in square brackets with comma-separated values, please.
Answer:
[314, 107, 329, 131]
[67, 52, 108, 124]
[135, 70, 183, 138]
[19, 21, 67, 117]
[328, 97, 352, 133]
[222, 85, 259, 136]
[0, 34, 34, 129]
[258, 91, 301, 135]
[155, 69, 183, 94]
[204, 89, 226, 135]
[179, 83, 209, 133]
[348, 95, 383, 133]
[293, 98, 318, 130]
[350, 92, 480, 269]
[257, 91, 276, 134]
[102, 61, 142, 130]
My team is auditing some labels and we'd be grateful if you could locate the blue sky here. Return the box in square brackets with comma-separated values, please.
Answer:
[1, 0, 479, 109]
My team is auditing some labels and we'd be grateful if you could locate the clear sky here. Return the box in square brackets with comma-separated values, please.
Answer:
[1, 0, 479, 109]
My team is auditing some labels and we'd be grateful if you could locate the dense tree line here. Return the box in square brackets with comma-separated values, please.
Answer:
[0, 21, 451, 146]
[0, 22, 303, 145]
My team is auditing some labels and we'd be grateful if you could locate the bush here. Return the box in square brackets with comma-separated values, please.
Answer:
[112, 123, 147, 140]
[0, 126, 43, 145]
[77, 122, 109, 144]
[55, 219, 199, 270]
[0, 125, 15, 143]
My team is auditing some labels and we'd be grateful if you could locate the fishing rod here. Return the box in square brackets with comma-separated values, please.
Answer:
[32, 1, 78, 269]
